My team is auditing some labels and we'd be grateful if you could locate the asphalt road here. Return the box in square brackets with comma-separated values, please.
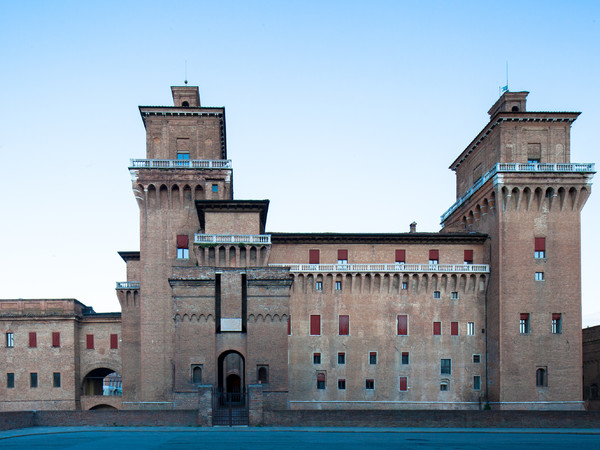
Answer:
[1, 428, 600, 449]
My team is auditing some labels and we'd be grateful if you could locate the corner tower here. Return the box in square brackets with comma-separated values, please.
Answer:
[442, 91, 594, 409]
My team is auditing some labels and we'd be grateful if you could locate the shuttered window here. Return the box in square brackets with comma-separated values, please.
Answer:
[52, 332, 60, 348]
[337, 249, 348, 263]
[110, 334, 118, 349]
[433, 322, 441, 335]
[29, 332, 37, 348]
[86, 334, 94, 350]
[464, 250, 473, 264]
[399, 376, 408, 391]
[397, 315, 408, 335]
[395, 250, 406, 263]
[310, 315, 321, 336]
[287, 316, 291, 336]
[429, 249, 439, 263]
[309, 249, 320, 264]
[339, 315, 349, 335]
[176, 235, 189, 248]
[451, 322, 459, 336]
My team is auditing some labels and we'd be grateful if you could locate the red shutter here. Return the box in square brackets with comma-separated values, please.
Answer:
[429, 250, 439, 260]
[399, 376, 407, 391]
[397, 315, 408, 335]
[177, 235, 189, 248]
[52, 332, 60, 347]
[395, 250, 406, 263]
[520, 313, 529, 320]
[309, 250, 320, 264]
[317, 373, 325, 382]
[535, 238, 546, 251]
[110, 334, 118, 349]
[339, 315, 349, 335]
[433, 322, 441, 335]
[29, 332, 37, 348]
[310, 315, 321, 335]
[464, 250, 473, 263]
[86, 334, 94, 349]
[337, 249, 348, 260]
[287, 316, 291, 335]
[552, 313, 561, 320]
[451, 322, 459, 336]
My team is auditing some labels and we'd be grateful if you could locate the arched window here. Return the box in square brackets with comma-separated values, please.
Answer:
[192, 365, 202, 384]
[182, 101, 190, 107]
[536, 368, 547, 387]
[512, 106, 519, 112]
[257, 366, 268, 384]
[316, 372, 326, 390]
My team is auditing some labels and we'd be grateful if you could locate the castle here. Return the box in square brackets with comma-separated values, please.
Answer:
[0, 87, 594, 416]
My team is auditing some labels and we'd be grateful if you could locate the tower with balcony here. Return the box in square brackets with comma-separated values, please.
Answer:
[441, 91, 594, 409]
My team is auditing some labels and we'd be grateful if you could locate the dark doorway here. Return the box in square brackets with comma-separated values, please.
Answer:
[214, 350, 248, 426]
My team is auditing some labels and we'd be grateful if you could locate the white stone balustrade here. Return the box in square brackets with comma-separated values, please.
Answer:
[116, 281, 140, 289]
[269, 263, 489, 273]
[129, 159, 232, 169]
[194, 234, 271, 245]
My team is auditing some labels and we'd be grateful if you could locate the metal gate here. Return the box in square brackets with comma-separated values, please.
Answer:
[212, 388, 249, 426]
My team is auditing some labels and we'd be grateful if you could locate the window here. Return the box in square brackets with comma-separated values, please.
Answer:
[467, 322, 475, 336]
[450, 291, 459, 300]
[339, 315, 349, 335]
[211, 184, 218, 192]
[395, 249, 406, 264]
[313, 353, 321, 364]
[287, 316, 291, 336]
[401, 352, 409, 365]
[535, 272, 545, 281]
[309, 249, 320, 265]
[6, 332, 13, 348]
[401, 282, 408, 290]
[110, 334, 119, 349]
[551, 314, 562, 334]
[7, 373, 14, 388]
[310, 315, 321, 336]
[473, 354, 481, 363]
[433, 291, 441, 299]
[520, 314, 530, 334]
[30, 373, 38, 388]
[192, 365, 203, 384]
[337, 249, 348, 265]
[317, 372, 326, 390]
[464, 250, 473, 264]
[528, 158, 540, 164]
[53, 372, 61, 388]
[86, 334, 94, 349]
[365, 379, 375, 390]
[536, 367, 547, 387]
[315, 281, 323, 291]
[473, 375, 481, 390]
[257, 365, 268, 384]
[441, 359, 451, 375]
[338, 352, 346, 364]
[28, 332, 37, 348]
[399, 376, 408, 392]
[535, 237, 546, 259]
[397, 315, 408, 336]
[176, 152, 190, 160]
[338, 379, 346, 390]
[451, 322, 459, 336]
[440, 382, 449, 391]
[433, 322, 441, 336]
[52, 332, 60, 348]
[335, 281, 342, 291]
[429, 249, 439, 265]
[369, 352, 377, 365]
[176, 235, 189, 259]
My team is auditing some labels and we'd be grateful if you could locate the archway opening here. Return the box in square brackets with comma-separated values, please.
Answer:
[82, 368, 122, 396]
[217, 350, 245, 401]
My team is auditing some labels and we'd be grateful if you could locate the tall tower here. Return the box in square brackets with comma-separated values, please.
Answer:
[441, 91, 594, 409]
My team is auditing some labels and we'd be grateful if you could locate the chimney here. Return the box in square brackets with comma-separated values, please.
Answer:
[409, 222, 417, 233]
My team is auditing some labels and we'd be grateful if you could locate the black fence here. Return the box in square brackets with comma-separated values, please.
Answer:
[212, 388, 249, 426]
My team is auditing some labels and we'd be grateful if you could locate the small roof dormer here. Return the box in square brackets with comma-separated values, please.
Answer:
[171, 85, 201, 107]
[488, 91, 528, 118]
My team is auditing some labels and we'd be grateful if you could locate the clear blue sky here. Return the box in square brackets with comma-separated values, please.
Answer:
[1, 1, 599, 325]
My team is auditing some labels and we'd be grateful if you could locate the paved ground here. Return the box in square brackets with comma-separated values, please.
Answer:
[1, 427, 600, 449]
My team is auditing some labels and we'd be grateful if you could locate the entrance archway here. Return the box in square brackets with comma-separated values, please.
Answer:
[217, 350, 245, 398]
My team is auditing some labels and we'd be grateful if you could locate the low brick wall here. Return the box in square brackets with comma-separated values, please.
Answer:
[34, 410, 199, 427]
[0, 411, 35, 431]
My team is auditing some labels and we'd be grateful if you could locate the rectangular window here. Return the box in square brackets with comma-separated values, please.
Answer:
[440, 382, 449, 391]
[52, 332, 60, 348]
[313, 352, 321, 364]
[401, 352, 409, 365]
[110, 334, 119, 349]
[317, 372, 326, 390]
[309, 249, 320, 265]
[397, 315, 408, 336]
[315, 281, 323, 291]
[395, 249, 406, 264]
[176, 235, 189, 259]
[473, 375, 481, 390]
[535, 272, 545, 281]
[536, 367, 547, 387]
[520, 313, 530, 334]
[339, 315, 349, 335]
[337, 249, 348, 264]
[467, 322, 475, 336]
[535, 237, 546, 259]
[401, 281, 408, 290]
[399, 376, 408, 392]
[310, 315, 321, 336]
[6, 332, 14, 348]
[433, 322, 441, 336]
[441, 359, 451, 375]
[211, 184, 218, 192]
[335, 281, 342, 291]
[287, 316, 291, 336]
[7, 373, 14, 388]
[86, 334, 94, 349]
[450, 291, 459, 300]
[30, 373, 38, 388]
[365, 379, 375, 390]
[464, 250, 473, 264]
[28, 332, 37, 348]
[338, 379, 346, 390]
[176, 152, 190, 160]
[451, 321, 459, 336]
[429, 249, 439, 265]
[369, 352, 377, 365]
[53, 372, 61, 388]
[338, 352, 346, 364]
[473, 354, 481, 363]
[551, 313, 562, 334]
[433, 291, 441, 299]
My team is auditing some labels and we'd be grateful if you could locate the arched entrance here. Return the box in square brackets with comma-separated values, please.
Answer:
[213, 350, 249, 425]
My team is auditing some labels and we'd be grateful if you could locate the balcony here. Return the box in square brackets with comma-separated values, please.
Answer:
[129, 159, 232, 169]
[269, 263, 489, 273]
[441, 162, 595, 223]
[194, 234, 272, 245]
[116, 281, 140, 289]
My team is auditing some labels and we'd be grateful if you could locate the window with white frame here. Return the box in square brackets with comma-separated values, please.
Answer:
[433, 291, 441, 299]
[450, 291, 459, 300]
[467, 322, 475, 336]
[535, 272, 545, 281]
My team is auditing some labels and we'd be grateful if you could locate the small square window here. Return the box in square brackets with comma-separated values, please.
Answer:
[313, 352, 321, 364]
[315, 281, 323, 291]
[338, 352, 346, 365]
[467, 322, 475, 336]
[369, 352, 377, 365]
[338, 379, 346, 390]
[335, 281, 342, 291]
[440, 382, 449, 391]
[365, 379, 375, 390]
[7, 373, 14, 388]
[53, 372, 61, 388]
[534, 251, 546, 259]
[401, 282, 408, 290]
[473, 376, 481, 390]
[401, 352, 409, 365]
[535, 272, 545, 281]
[6, 332, 14, 348]
[177, 248, 189, 259]
[552, 314, 562, 334]
[450, 292, 459, 300]
[30, 373, 38, 388]
[212, 184, 218, 193]
[433, 291, 441, 299]
[441, 359, 451, 375]
[473, 354, 481, 363]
